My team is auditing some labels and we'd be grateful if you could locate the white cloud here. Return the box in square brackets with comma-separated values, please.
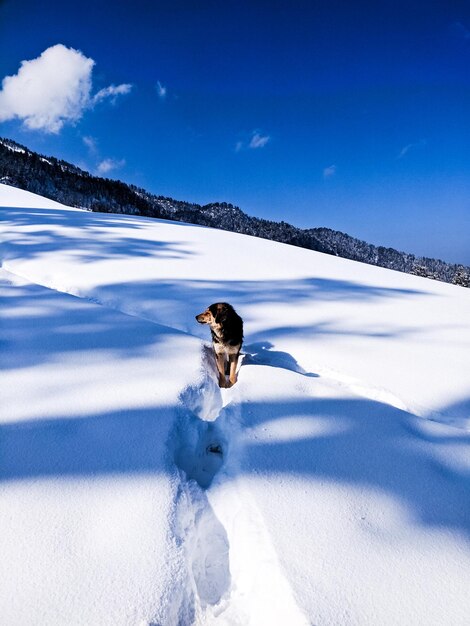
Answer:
[156, 81, 167, 98]
[0, 44, 132, 133]
[236, 131, 270, 152]
[92, 83, 132, 105]
[0, 45, 93, 133]
[323, 164, 337, 178]
[397, 139, 426, 159]
[398, 143, 414, 159]
[83, 136, 126, 177]
[249, 132, 270, 149]
[82, 135, 97, 153]
[97, 158, 125, 175]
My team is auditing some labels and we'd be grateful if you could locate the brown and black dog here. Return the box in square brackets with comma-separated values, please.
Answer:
[196, 302, 243, 387]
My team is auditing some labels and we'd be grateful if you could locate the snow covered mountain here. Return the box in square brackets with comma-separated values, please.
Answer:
[1, 137, 469, 286]
[1, 183, 469, 625]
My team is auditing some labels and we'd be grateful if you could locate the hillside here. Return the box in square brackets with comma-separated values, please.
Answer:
[1, 137, 468, 287]
[1, 183, 470, 625]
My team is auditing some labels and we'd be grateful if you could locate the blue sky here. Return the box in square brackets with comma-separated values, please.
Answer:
[0, 0, 469, 264]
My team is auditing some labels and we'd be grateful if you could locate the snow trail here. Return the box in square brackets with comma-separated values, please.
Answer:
[170, 348, 309, 625]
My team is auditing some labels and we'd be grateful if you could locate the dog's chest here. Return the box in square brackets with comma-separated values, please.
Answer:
[211, 328, 239, 355]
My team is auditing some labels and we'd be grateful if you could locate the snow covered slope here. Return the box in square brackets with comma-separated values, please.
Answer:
[1, 183, 470, 625]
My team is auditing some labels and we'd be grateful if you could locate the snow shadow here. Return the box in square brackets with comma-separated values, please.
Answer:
[2, 387, 468, 541]
[84, 276, 430, 340]
[0, 278, 185, 371]
[243, 341, 319, 377]
[0, 406, 177, 480]
[0, 273, 190, 478]
[174, 481, 231, 613]
[1, 207, 193, 262]
[247, 320, 433, 342]
[431, 397, 470, 429]
[2, 262, 462, 542]
[1, 276, 468, 540]
[237, 387, 470, 538]
[174, 414, 227, 489]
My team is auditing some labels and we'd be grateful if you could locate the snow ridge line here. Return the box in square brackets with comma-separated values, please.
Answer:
[0, 261, 199, 340]
[312, 363, 411, 413]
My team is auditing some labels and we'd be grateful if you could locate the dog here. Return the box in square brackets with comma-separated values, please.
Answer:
[196, 302, 243, 388]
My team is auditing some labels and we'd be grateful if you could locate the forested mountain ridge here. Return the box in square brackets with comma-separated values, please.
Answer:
[1, 137, 468, 286]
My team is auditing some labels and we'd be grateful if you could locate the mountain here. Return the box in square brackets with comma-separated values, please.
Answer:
[1, 136, 468, 286]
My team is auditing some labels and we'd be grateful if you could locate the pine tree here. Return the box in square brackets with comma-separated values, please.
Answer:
[452, 266, 470, 288]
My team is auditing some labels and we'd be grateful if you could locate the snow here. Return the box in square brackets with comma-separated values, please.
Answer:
[0, 139, 26, 154]
[1, 182, 470, 625]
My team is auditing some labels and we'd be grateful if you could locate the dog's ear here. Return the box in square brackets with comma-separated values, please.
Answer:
[215, 305, 228, 324]
[215, 310, 227, 324]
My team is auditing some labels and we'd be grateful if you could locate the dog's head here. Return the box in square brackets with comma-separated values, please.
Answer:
[195, 302, 233, 327]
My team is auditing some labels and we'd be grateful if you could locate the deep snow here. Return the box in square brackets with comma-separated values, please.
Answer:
[1, 183, 470, 625]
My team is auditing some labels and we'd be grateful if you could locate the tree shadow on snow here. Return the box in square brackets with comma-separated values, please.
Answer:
[0, 278, 185, 371]
[1, 386, 469, 538]
[1, 207, 193, 262]
[235, 385, 470, 537]
[1, 257, 468, 541]
[243, 341, 319, 377]
[80, 276, 431, 343]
